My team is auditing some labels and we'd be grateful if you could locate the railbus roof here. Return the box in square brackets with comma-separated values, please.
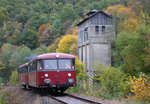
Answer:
[18, 62, 28, 69]
[36, 53, 75, 59]
[27, 53, 75, 63]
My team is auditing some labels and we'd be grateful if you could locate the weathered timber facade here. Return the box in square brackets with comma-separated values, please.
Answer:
[77, 10, 115, 73]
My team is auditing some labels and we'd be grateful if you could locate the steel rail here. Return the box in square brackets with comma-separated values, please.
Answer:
[47, 95, 68, 104]
[64, 93, 102, 104]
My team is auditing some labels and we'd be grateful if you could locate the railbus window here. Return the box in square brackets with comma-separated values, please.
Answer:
[37, 60, 43, 70]
[59, 59, 71, 70]
[33, 61, 36, 71]
[44, 60, 57, 70]
[29, 62, 33, 72]
[72, 58, 75, 69]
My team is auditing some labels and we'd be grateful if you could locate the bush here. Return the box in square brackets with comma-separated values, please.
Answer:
[9, 70, 18, 84]
[0, 91, 9, 104]
[127, 72, 150, 101]
[0, 77, 3, 90]
[68, 57, 87, 93]
[75, 56, 86, 79]
[94, 63, 129, 99]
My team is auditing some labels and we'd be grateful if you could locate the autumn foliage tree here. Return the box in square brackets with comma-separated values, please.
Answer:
[56, 35, 78, 55]
[105, 5, 138, 33]
[36, 24, 51, 46]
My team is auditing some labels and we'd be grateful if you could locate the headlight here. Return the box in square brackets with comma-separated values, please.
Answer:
[45, 74, 48, 77]
[44, 79, 51, 84]
[68, 78, 74, 83]
[68, 73, 71, 77]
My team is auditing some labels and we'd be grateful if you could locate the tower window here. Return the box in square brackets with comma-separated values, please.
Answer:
[95, 26, 99, 34]
[102, 26, 105, 34]
[84, 27, 88, 41]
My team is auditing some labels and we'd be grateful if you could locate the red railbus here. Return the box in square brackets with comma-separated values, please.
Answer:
[19, 53, 76, 92]
[18, 63, 28, 88]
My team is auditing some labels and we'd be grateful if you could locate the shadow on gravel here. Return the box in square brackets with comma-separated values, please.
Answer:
[21, 87, 67, 97]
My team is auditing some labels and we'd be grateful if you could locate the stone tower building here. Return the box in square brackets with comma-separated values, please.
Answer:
[77, 10, 115, 74]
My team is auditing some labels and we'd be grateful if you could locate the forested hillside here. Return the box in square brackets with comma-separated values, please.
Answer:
[0, 0, 129, 81]
[0, 0, 150, 103]
[0, 0, 126, 48]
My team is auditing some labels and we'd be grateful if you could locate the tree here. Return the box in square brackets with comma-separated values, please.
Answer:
[33, 45, 48, 55]
[105, 5, 136, 33]
[0, 7, 9, 26]
[39, 27, 59, 46]
[8, 29, 22, 46]
[52, 19, 62, 34]
[0, 21, 23, 47]
[72, 26, 78, 35]
[36, 24, 51, 46]
[48, 37, 62, 53]
[0, 43, 18, 81]
[9, 45, 32, 69]
[62, 19, 73, 35]
[56, 35, 78, 55]
[0, 62, 6, 70]
[116, 25, 150, 76]
[60, 5, 78, 23]
[22, 29, 36, 49]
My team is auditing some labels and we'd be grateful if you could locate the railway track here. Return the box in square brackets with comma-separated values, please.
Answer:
[3, 85, 102, 104]
[45, 92, 102, 104]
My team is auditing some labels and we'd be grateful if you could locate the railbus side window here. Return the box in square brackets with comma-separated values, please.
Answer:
[72, 58, 75, 69]
[37, 60, 43, 70]
[18, 68, 21, 74]
[29, 63, 33, 72]
[33, 61, 36, 71]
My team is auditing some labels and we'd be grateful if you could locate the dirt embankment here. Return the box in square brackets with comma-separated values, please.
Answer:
[0, 85, 127, 104]
[0, 85, 60, 104]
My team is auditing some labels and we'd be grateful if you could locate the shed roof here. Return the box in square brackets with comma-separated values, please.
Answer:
[77, 10, 112, 26]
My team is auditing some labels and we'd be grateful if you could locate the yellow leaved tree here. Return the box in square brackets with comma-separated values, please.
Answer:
[56, 35, 78, 55]
[127, 73, 150, 100]
[105, 5, 139, 33]
[72, 26, 78, 36]
[49, 27, 86, 78]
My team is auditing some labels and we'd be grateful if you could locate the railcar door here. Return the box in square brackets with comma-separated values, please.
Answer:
[28, 61, 37, 87]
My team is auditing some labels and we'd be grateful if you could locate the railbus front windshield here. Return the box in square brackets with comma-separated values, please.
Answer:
[59, 59, 71, 70]
[43, 59, 75, 70]
[44, 60, 57, 69]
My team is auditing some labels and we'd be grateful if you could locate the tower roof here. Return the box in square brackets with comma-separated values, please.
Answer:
[77, 10, 112, 26]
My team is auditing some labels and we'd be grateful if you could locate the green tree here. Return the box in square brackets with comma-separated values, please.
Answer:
[116, 25, 150, 76]
[9, 45, 32, 69]
[33, 45, 48, 55]
[0, 43, 18, 81]
[52, 19, 62, 34]
[8, 29, 22, 46]
[0, 7, 9, 26]
[22, 29, 37, 49]
[60, 5, 78, 23]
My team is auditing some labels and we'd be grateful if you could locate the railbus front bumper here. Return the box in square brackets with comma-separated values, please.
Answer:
[38, 83, 76, 88]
